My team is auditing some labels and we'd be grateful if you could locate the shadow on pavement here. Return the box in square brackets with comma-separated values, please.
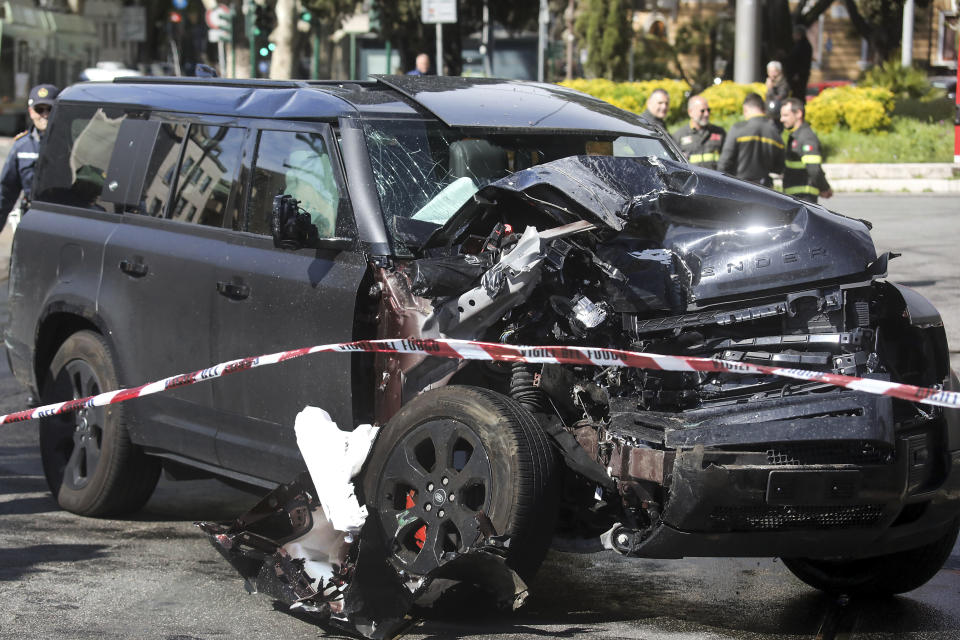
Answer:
[131, 477, 265, 523]
[0, 495, 58, 516]
[0, 543, 109, 582]
[0, 474, 47, 493]
[406, 553, 960, 638]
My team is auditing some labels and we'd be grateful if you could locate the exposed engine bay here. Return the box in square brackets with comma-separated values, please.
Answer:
[371, 156, 953, 553]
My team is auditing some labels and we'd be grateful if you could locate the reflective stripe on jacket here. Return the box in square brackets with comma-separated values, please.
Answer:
[717, 115, 784, 185]
[783, 121, 830, 200]
[671, 123, 725, 170]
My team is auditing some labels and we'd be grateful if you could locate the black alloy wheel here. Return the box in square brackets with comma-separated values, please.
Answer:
[39, 331, 160, 516]
[375, 416, 493, 577]
[363, 386, 559, 582]
[44, 356, 105, 492]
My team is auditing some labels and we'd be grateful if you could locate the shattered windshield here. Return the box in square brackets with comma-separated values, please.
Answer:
[361, 117, 677, 254]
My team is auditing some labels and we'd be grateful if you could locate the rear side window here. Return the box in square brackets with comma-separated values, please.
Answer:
[247, 129, 340, 237]
[33, 103, 125, 210]
[169, 124, 245, 228]
[135, 122, 187, 217]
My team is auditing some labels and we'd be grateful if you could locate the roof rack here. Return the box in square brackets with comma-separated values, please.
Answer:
[302, 80, 379, 90]
[114, 76, 308, 89]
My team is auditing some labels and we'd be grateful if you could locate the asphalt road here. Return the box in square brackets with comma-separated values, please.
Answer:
[1, 194, 959, 640]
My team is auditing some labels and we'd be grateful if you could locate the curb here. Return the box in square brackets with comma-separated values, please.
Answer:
[829, 178, 960, 193]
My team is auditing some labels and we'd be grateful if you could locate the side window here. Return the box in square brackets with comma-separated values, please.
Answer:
[33, 103, 126, 211]
[136, 122, 187, 217]
[170, 123, 245, 228]
[248, 129, 340, 237]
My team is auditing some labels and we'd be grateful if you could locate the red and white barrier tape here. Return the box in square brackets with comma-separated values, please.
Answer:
[2, 338, 957, 425]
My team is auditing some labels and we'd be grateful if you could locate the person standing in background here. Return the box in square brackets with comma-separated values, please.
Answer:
[765, 61, 790, 125]
[0, 84, 59, 230]
[718, 92, 784, 187]
[780, 97, 832, 202]
[640, 88, 670, 130]
[786, 26, 814, 102]
[407, 53, 431, 76]
[672, 95, 725, 170]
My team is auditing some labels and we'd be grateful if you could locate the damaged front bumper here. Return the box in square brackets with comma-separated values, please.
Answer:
[601, 388, 960, 560]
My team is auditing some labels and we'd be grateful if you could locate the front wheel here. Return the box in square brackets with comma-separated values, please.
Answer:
[38, 330, 160, 516]
[782, 518, 960, 595]
[361, 386, 559, 582]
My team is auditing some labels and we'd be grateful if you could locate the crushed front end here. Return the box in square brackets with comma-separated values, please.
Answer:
[387, 155, 960, 562]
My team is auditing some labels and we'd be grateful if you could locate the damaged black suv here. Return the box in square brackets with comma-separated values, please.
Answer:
[8, 76, 959, 618]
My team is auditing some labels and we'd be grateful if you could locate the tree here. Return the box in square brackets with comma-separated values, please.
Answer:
[673, 14, 735, 89]
[841, 0, 918, 63]
[270, 0, 298, 79]
[762, 0, 930, 66]
[268, 0, 354, 79]
[576, 0, 631, 79]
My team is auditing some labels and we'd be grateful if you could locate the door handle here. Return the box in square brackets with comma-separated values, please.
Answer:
[118, 258, 148, 277]
[216, 280, 250, 300]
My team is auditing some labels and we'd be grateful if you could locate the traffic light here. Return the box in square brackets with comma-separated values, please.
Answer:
[254, 5, 276, 36]
[169, 11, 182, 24]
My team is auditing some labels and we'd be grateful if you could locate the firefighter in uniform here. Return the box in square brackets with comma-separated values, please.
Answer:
[672, 95, 725, 169]
[718, 92, 784, 187]
[780, 97, 832, 203]
[0, 84, 60, 229]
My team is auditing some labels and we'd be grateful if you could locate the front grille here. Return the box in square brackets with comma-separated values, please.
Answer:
[716, 441, 894, 466]
[765, 441, 894, 466]
[709, 504, 885, 532]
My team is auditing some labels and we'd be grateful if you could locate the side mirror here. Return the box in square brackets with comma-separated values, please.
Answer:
[271, 194, 318, 250]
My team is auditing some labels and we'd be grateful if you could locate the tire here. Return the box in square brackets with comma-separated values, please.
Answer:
[782, 518, 960, 595]
[361, 385, 559, 582]
[38, 330, 161, 516]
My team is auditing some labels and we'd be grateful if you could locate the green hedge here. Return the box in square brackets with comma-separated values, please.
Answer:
[699, 81, 768, 120]
[560, 78, 769, 125]
[559, 77, 952, 162]
[559, 78, 691, 123]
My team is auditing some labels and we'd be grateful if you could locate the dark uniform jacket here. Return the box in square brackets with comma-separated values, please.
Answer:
[718, 115, 784, 186]
[0, 128, 41, 224]
[783, 121, 830, 202]
[672, 123, 725, 170]
[640, 109, 666, 131]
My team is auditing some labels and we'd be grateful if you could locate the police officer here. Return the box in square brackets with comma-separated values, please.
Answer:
[780, 97, 832, 202]
[640, 88, 669, 130]
[0, 84, 60, 229]
[672, 95, 725, 170]
[718, 92, 784, 187]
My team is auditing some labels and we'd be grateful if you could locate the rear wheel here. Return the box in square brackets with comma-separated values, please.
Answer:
[362, 386, 559, 582]
[783, 518, 960, 595]
[39, 330, 160, 516]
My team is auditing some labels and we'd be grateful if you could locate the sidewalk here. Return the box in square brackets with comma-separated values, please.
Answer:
[823, 163, 960, 194]
[1, 138, 957, 193]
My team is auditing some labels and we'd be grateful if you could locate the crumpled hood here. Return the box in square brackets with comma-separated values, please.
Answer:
[434, 155, 878, 303]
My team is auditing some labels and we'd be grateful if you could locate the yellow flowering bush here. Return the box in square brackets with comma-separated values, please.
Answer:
[559, 78, 691, 123]
[843, 99, 890, 132]
[699, 81, 767, 120]
[806, 86, 894, 133]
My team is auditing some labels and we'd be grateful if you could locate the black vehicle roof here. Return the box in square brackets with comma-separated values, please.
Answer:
[56, 76, 662, 137]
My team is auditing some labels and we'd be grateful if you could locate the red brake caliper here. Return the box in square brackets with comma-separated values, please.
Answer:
[405, 489, 426, 549]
